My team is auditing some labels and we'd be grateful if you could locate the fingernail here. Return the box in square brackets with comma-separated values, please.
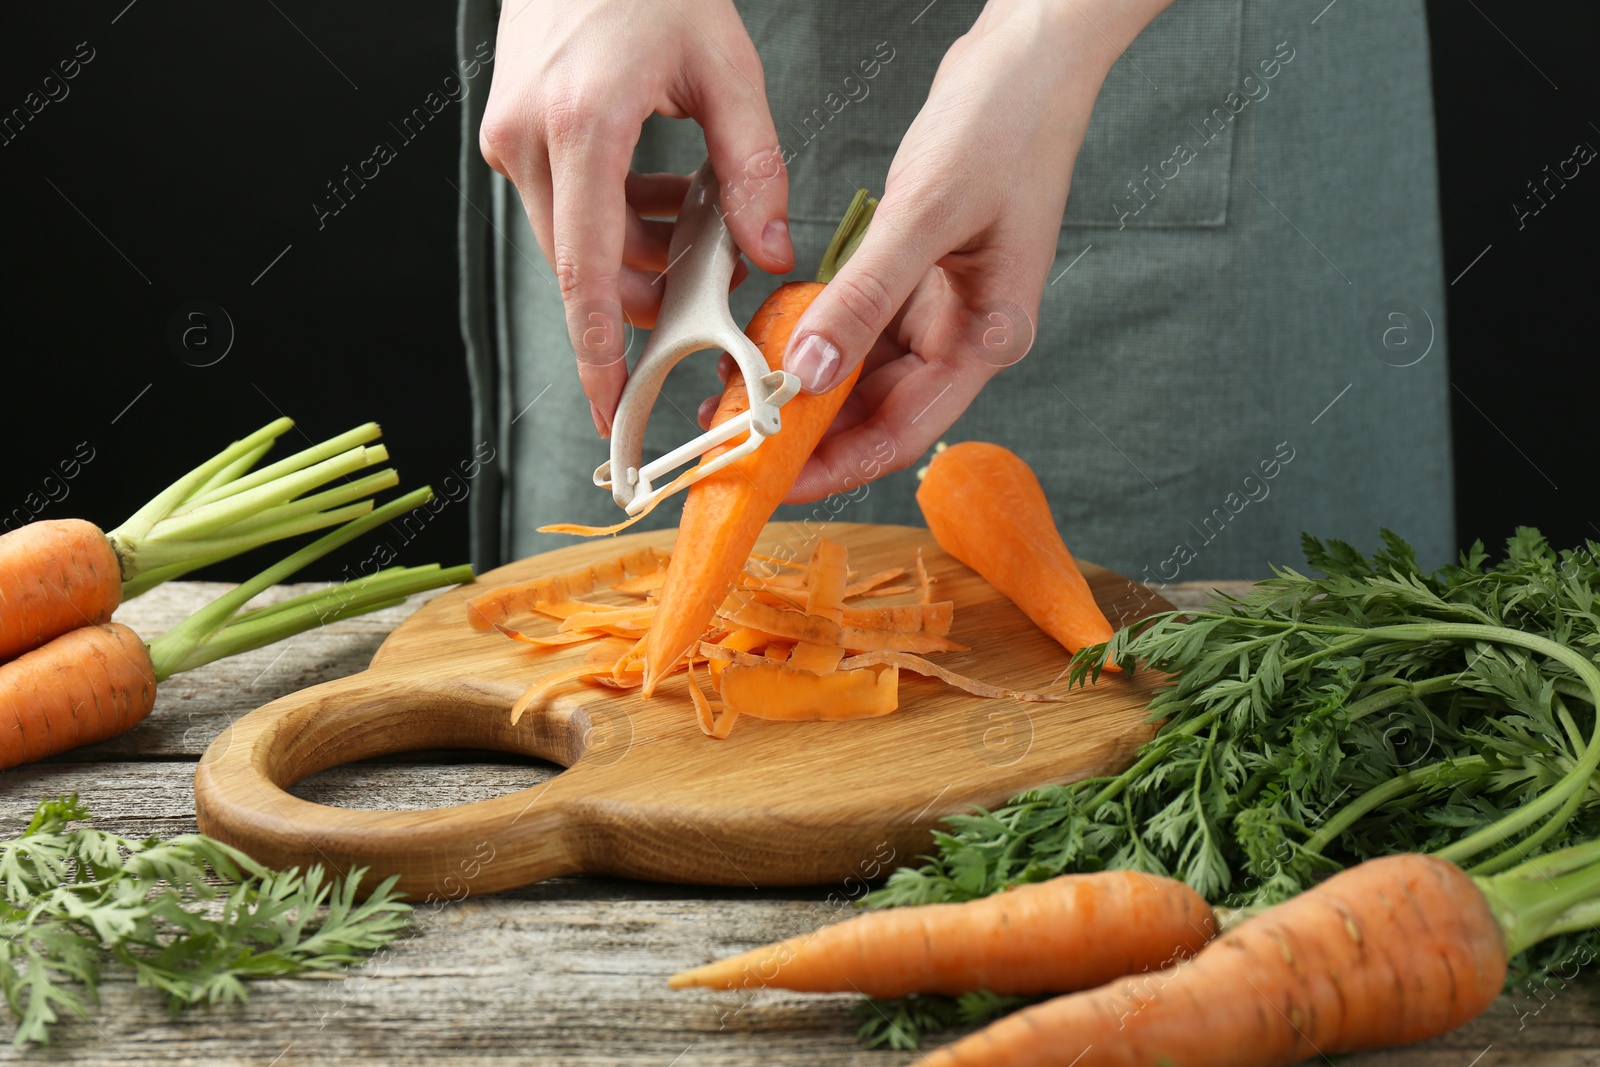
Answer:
[762, 219, 791, 266]
[590, 401, 611, 438]
[787, 334, 841, 394]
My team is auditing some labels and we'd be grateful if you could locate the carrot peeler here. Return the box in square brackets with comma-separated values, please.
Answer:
[594, 157, 800, 515]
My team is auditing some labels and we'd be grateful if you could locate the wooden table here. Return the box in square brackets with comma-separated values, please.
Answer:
[4, 581, 1596, 1065]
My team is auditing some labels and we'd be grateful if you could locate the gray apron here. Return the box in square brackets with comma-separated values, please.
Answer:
[456, 0, 1453, 583]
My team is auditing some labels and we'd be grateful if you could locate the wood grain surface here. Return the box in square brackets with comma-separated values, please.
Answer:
[6, 578, 1596, 1065]
[193, 523, 1174, 899]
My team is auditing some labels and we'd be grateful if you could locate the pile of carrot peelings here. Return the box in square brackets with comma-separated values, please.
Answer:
[465, 539, 1065, 738]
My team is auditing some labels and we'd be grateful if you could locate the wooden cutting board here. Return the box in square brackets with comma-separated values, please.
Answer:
[194, 523, 1172, 900]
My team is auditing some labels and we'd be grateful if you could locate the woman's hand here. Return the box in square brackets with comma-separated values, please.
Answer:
[758, 0, 1172, 503]
[479, 0, 794, 436]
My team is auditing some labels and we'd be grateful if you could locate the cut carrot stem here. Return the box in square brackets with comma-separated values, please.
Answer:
[110, 419, 397, 596]
[147, 487, 446, 680]
[0, 419, 406, 665]
[916, 442, 1118, 669]
[0, 530, 471, 769]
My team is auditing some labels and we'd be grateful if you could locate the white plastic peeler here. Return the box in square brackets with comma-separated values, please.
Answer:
[593, 157, 801, 515]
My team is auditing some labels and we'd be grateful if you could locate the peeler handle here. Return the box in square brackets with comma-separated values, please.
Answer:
[601, 157, 792, 511]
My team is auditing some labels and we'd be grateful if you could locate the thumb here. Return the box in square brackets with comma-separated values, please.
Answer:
[683, 50, 793, 275]
[784, 219, 928, 395]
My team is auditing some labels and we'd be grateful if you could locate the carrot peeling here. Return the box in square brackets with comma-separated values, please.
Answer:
[839, 602, 954, 635]
[836, 652, 1065, 702]
[786, 641, 846, 675]
[720, 661, 899, 722]
[844, 566, 908, 599]
[686, 661, 738, 739]
[804, 539, 850, 624]
[482, 529, 1091, 737]
[494, 624, 604, 649]
[466, 546, 668, 630]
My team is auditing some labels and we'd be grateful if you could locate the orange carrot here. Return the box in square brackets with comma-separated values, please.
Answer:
[0, 420, 405, 663]
[641, 194, 878, 695]
[0, 519, 123, 662]
[919, 854, 1507, 1067]
[669, 869, 1215, 998]
[917, 442, 1117, 668]
[643, 286, 861, 693]
[0, 491, 471, 769]
[0, 623, 156, 769]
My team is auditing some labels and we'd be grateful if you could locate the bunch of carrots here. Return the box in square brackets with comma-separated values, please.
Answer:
[669, 842, 1600, 1066]
[1, 420, 471, 769]
[474, 190, 1119, 734]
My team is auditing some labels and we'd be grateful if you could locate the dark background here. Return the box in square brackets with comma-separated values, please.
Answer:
[0, 1, 1593, 583]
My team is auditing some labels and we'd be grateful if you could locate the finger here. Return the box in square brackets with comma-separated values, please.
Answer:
[619, 255, 747, 333]
[501, 131, 557, 266]
[782, 204, 942, 397]
[783, 352, 990, 503]
[547, 115, 639, 434]
[681, 47, 793, 275]
[623, 208, 674, 272]
[626, 171, 694, 217]
[819, 342, 920, 441]
[696, 393, 720, 430]
[618, 268, 665, 329]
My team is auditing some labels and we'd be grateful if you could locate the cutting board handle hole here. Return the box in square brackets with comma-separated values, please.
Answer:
[285, 750, 564, 812]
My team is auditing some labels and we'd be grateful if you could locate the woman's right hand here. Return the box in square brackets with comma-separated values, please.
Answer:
[478, 0, 794, 437]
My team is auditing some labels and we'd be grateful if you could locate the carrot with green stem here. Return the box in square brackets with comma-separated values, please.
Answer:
[0, 418, 399, 661]
[541, 192, 878, 696]
[0, 486, 473, 769]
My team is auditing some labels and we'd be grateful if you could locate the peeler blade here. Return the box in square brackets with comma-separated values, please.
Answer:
[596, 157, 801, 514]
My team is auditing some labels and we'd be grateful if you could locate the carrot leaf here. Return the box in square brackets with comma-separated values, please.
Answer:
[869, 526, 1600, 999]
[0, 795, 411, 1048]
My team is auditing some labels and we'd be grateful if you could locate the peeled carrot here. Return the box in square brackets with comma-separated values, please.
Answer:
[917, 442, 1117, 667]
[920, 854, 1507, 1067]
[0, 519, 123, 662]
[643, 195, 879, 694]
[0, 623, 156, 769]
[669, 869, 1215, 999]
